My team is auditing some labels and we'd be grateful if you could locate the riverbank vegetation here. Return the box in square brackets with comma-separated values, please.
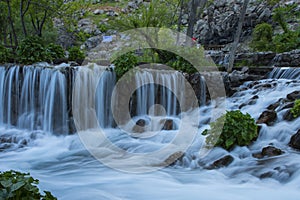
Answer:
[0, 170, 57, 200]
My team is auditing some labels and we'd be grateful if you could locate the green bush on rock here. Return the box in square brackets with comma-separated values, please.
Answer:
[0, 170, 57, 200]
[16, 36, 66, 64]
[291, 99, 300, 118]
[250, 23, 274, 52]
[46, 43, 65, 61]
[113, 52, 138, 79]
[203, 110, 258, 151]
[68, 46, 85, 64]
[0, 45, 13, 63]
[17, 36, 50, 64]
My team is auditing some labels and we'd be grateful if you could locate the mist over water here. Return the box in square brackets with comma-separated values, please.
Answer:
[1, 66, 300, 199]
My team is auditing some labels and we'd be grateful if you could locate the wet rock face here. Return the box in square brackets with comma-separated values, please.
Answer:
[209, 155, 234, 169]
[161, 119, 175, 131]
[161, 151, 184, 166]
[253, 146, 284, 159]
[287, 91, 300, 101]
[256, 110, 277, 126]
[289, 130, 300, 150]
[132, 119, 147, 133]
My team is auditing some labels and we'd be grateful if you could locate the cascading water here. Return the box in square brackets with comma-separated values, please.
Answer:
[0, 66, 69, 134]
[72, 65, 116, 129]
[268, 67, 300, 80]
[1, 65, 300, 199]
[132, 69, 186, 117]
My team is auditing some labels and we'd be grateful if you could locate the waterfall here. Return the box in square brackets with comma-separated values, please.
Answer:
[95, 67, 116, 128]
[0, 66, 69, 134]
[268, 67, 300, 80]
[72, 65, 116, 130]
[132, 69, 189, 117]
[199, 75, 207, 106]
[0, 65, 207, 133]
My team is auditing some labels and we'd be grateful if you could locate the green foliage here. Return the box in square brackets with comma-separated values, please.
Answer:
[17, 36, 50, 64]
[75, 31, 92, 43]
[46, 43, 65, 60]
[272, 4, 298, 33]
[272, 30, 300, 53]
[0, 45, 13, 63]
[16, 36, 66, 64]
[113, 52, 138, 79]
[98, 23, 108, 33]
[203, 110, 258, 150]
[0, 170, 57, 200]
[265, 0, 280, 6]
[250, 23, 274, 51]
[251, 21, 300, 53]
[68, 46, 85, 63]
[168, 55, 197, 74]
[110, 0, 174, 31]
[291, 99, 300, 118]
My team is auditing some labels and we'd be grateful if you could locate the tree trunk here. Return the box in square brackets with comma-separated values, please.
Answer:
[6, 0, 18, 46]
[176, 0, 184, 44]
[186, 0, 198, 46]
[20, 0, 31, 37]
[227, 0, 249, 73]
[186, 0, 207, 46]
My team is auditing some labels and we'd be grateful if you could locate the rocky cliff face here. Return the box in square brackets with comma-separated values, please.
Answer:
[194, 0, 274, 45]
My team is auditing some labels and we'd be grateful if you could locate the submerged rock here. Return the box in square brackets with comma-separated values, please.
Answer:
[160, 151, 184, 166]
[289, 130, 300, 150]
[283, 110, 297, 121]
[208, 155, 234, 169]
[253, 146, 284, 159]
[256, 110, 277, 126]
[132, 119, 147, 133]
[287, 91, 300, 101]
[161, 119, 175, 131]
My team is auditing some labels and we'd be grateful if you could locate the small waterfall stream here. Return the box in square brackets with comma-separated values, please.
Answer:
[0, 66, 69, 134]
[268, 67, 300, 80]
[1, 64, 300, 199]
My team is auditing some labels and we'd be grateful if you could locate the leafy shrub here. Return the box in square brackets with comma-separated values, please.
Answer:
[68, 46, 85, 64]
[46, 43, 65, 61]
[250, 23, 274, 52]
[0, 45, 13, 63]
[203, 110, 258, 150]
[291, 99, 300, 118]
[169, 55, 197, 74]
[98, 23, 108, 33]
[113, 52, 138, 79]
[0, 170, 57, 200]
[17, 36, 50, 64]
[272, 30, 300, 53]
[75, 31, 92, 43]
[272, 4, 298, 33]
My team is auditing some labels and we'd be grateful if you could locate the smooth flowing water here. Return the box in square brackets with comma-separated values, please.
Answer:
[1, 66, 300, 199]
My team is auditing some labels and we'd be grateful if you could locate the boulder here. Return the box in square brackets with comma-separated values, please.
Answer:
[267, 99, 281, 111]
[256, 110, 277, 126]
[283, 110, 296, 121]
[289, 130, 300, 150]
[210, 155, 234, 169]
[287, 91, 300, 101]
[161, 151, 184, 166]
[132, 119, 147, 133]
[161, 119, 175, 131]
[84, 35, 103, 50]
[136, 119, 146, 127]
[253, 146, 284, 159]
[93, 9, 104, 15]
